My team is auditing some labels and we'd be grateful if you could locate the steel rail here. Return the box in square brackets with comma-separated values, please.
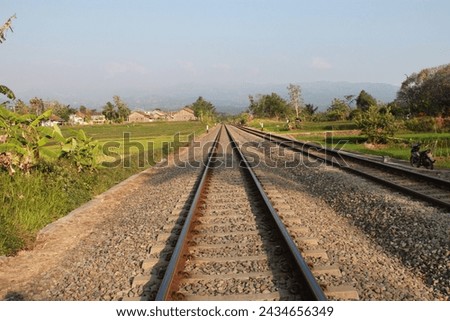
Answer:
[155, 126, 223, 300]
[235, 125, 450, 210]
[237, 125, 450, 189]
[224, 125, 327, 301]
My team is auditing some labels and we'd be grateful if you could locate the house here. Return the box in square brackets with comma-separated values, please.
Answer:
[148, 109, 167, 120]
[69, 112, 86, 125]
[128, 111, 154, 123]
[90, 114, 106, 124]
[41, 114, 64, 127]
[170, 107, 196, 121]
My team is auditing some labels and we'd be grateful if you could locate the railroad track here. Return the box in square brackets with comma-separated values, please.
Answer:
[235, 125, 450, 210]
[147, 125, 331, 301]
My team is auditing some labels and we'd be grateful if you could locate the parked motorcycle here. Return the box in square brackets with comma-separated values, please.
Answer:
[410, 143, 435, 170]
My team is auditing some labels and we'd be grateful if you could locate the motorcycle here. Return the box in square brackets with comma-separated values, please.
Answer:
[410, 143, 435, 170]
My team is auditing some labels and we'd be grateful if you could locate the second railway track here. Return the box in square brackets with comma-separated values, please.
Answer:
[236, 125, 450, 210]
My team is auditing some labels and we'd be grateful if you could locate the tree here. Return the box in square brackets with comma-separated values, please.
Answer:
[287, 84, 303, 118]
[304, 103, 318, 116]
[326, 98, 351, 121]
[14, 99, 29, 114]
[101, 96, 130, 123]
[190, 96, 216, 122]
[248, 93, 292, 119]
[102, 101, 117, 122]
[396, 64, 450, 117]
[49, 101, 76, 122]
[354, 105, 397, 144]
[29, 97, 45, 115]
[356, 90, 377, 111]
[113, 95, 131, 122]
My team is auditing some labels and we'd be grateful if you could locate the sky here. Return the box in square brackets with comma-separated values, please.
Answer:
[1, 0, 450, 107]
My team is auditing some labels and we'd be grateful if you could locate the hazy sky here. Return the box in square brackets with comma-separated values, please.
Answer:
[2, 0, 450, 105]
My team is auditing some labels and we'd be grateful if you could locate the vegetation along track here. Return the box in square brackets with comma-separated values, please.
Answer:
[236, 126, 450, 211]
[142, 124, 343, 301]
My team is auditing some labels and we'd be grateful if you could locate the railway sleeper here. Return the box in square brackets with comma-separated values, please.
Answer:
[324, 284, 359, 300]
[173, 291, 300, 301]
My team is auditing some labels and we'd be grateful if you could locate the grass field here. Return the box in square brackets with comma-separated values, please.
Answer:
[0, 121, 205, 256]
[247, 118, 450, 168]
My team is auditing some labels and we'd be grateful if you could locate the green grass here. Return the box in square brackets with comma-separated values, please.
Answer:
[0, 121, 205, 255]
[247, 118, 450, 168]
[295, 132, 450, 168]
[248, 118, 357, 133]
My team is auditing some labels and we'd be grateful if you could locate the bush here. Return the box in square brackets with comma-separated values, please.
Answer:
[404, 117, 450, 133]
[354, 105, 397, 144]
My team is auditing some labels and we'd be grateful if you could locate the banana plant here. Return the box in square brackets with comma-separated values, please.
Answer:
[59, 129, 99, 172]
[0, 107, 60, 174]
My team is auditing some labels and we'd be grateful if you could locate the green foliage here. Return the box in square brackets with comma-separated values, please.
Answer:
[0, 107, 57, 174]
[0, 121, 205, 255]
[48, 101, 76, 122]
[0, 107, 100, 174]
[354, 105, 397, 143]
[60, 129, 99, 172]
[356, 90, 377, 111]
[102, 101, 117, 121]
[304, 104, 318, 118]
[0, 85, 16, 101]
[248, 93, 293, 119]
[396, 64, 450, 117]
[190, 96, 216, 122]
[326, 98, 351, 121]
[0, 158, 141, 255]
[237, 112, 251, 125]
[403, 116, 450, 133]
[102, 96, 131, 123]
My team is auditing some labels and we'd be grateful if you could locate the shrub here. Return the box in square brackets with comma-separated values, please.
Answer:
[354, 105, 397, 144]
[404, 117, 450, 133]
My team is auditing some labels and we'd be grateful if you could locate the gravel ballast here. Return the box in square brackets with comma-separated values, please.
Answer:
[0, 128, 218, 300]
[229, 126, 449, 300]
[1, 125, 448, 301]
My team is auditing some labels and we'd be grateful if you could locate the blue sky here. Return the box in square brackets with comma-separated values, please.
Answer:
[1, 0, 450, 107]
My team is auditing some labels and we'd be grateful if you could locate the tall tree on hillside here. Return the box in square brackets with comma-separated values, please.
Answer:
[287, 83, 303, 118]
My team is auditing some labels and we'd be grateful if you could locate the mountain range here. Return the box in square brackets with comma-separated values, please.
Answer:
[15, 81, 399, 114]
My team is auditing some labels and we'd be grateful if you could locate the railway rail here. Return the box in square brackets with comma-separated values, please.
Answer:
[152, 125, 329, 301]
[235, 125, 450, 210]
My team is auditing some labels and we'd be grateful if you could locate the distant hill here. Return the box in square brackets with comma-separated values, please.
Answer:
[14, 81, 399, 114]
[122, 81, 399, 113]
